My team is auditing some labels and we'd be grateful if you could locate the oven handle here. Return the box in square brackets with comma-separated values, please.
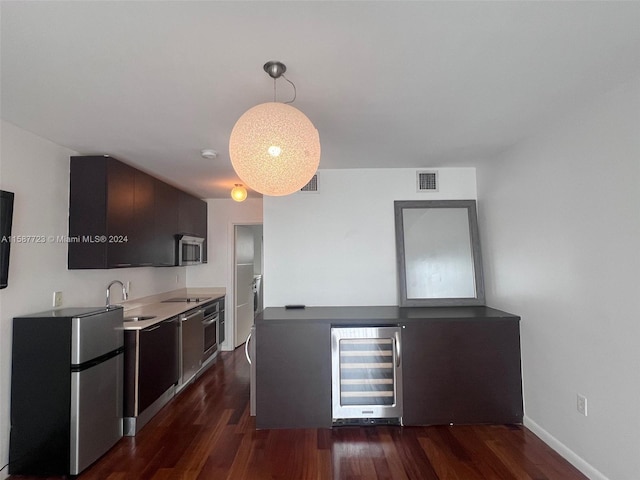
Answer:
[245, 330, 252, 365]
[202, 315, 218, 327]
[181, 309, 203, 322]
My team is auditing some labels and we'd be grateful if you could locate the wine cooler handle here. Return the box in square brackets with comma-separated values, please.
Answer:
[245, 330, 253, 365]
[395, 331, 401, 367]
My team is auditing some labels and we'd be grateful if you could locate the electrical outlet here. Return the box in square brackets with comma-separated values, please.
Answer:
[53, 291, 63, 307]
[577, 394, 588, 416]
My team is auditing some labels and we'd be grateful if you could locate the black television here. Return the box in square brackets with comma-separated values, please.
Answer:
[1, 190, 15, 289]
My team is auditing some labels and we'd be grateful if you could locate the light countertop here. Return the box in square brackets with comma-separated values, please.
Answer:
[121, 287, 225, 330]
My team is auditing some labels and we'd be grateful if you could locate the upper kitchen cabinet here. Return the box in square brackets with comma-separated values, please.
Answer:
[178, 190, 207, 238]
[68, 155, 207, 269]
[178, 190, 208, 262]
[153, 179, 180, 267]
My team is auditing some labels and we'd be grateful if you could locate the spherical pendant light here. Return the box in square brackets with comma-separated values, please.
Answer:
[228, 61, 321, 196]
[230, 184, 248, 202]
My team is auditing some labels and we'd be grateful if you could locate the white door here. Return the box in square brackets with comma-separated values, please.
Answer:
[234, 225, 254, 348]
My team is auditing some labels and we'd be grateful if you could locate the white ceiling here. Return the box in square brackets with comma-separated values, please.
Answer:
[2, 1, 640, 199]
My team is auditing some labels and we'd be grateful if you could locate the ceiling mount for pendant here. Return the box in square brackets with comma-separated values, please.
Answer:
[264, 61, 286, 79]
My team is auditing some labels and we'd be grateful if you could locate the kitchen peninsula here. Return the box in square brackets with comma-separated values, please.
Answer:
[254, 305, 523, 430]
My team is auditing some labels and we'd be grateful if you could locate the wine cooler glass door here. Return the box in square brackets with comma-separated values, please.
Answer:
[331, 326, 402, 422]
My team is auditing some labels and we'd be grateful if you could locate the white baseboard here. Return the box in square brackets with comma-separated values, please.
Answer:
[523, 415, 608, 480]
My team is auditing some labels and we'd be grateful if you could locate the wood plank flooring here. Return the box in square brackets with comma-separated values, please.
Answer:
[10, 347, 587, 480]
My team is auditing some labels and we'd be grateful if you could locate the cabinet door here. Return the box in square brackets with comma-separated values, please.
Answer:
[153, 179, 179, 266]
[69, 156, 108, 268]
[178, 191, 207, 261]
[402, 319, 523, 425]
[132, 170, 155, 266]
[178, 191, 199, 235]
[255, 322, 332, 429]
[106, 159, 136, 267]
[138, 319, 179, 413]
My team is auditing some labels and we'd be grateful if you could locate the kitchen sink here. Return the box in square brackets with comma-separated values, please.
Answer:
[123, 315, 156, 322]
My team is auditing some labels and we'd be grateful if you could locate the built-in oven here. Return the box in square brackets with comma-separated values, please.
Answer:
[202, 301, 219, 364]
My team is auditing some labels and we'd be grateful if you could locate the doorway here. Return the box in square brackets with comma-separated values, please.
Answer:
[233, 224, 263, 348]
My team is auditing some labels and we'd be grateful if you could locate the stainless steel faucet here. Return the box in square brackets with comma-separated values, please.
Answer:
[106, 280, 128, 307]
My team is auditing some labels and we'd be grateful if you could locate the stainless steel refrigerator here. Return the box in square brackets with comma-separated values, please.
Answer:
[10, 306, 124, 475]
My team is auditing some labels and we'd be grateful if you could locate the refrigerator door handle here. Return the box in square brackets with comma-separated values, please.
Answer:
[245, 330, 252, 365]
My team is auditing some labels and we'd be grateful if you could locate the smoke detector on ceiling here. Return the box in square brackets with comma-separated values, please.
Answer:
[200, 149, 218, 159]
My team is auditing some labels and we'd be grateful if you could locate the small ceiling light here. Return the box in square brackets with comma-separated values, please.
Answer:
[229, 61, 321, 196]
[231, 184, 248, 202]
[201, 149, 218, 159]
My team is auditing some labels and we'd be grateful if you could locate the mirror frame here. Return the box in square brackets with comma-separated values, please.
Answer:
[394, 199, 485, 307]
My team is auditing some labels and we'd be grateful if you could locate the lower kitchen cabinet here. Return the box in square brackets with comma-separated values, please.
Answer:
[401, 318, 523, 425]
[124, 317, 179, 419]
[254, 306, 522, 429]
[255, 322, 332, 429]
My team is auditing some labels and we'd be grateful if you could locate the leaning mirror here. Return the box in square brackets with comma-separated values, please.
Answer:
[394, 200, 485, 307]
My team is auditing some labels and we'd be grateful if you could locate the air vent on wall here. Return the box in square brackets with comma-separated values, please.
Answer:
[300, 174, 319, 193]
[416, 170, 438, 192]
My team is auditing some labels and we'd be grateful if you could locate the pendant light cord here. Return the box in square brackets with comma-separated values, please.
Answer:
[272, 75, 297, 104]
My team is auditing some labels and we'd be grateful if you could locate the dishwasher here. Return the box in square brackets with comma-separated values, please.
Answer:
[331, 326, 403, 425]
[178, 308, 204, 390]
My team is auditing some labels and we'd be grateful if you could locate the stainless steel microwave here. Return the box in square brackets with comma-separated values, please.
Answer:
[177, 235, 204, 265]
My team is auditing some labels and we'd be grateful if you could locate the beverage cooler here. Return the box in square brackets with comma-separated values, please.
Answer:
[331, 326, 403, 425]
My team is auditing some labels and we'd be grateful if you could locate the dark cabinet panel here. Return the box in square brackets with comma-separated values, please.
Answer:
[255, 322, 332, 429]
[402, 319, 523, 425]
[106, 160, 136, 267]
[178, 190, 208, 261]
[138, 318, 180, 413]
[153, 179, 179, 266]
[68, 155, 206, 269]
[68, 156, 108, 268]
[178, 190, 208, 262]
[133, 170, 155, 266]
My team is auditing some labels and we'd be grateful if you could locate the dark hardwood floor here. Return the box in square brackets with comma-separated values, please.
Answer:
[11, 347, 587, 480]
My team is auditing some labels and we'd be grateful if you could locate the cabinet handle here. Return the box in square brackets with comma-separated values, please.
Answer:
[394, 331, 401, 367]
[139, 263, 153, 266]
[112, 263, 132, 267]
[143, 324, 162, 332]
[181, 310, 203, 322]
[245, 331, 252, 365]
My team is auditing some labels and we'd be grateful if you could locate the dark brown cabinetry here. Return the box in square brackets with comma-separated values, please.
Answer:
[124, 317, 179, 418]
[401, 318, 523, 425]
[178, 190, 208, 262]
[153, 179, 180, 266]
[68, 155, 207, 269]
[178, 190, 207, 237]
[255, 321, 332, 429]
[254, 306, 523, 429]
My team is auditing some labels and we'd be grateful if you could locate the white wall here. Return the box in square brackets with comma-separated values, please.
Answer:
[0, 121, 188, 479]
[186, 198, 263, 349]
[477, 78, 640, 480]
[263, 168, 476, 307]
